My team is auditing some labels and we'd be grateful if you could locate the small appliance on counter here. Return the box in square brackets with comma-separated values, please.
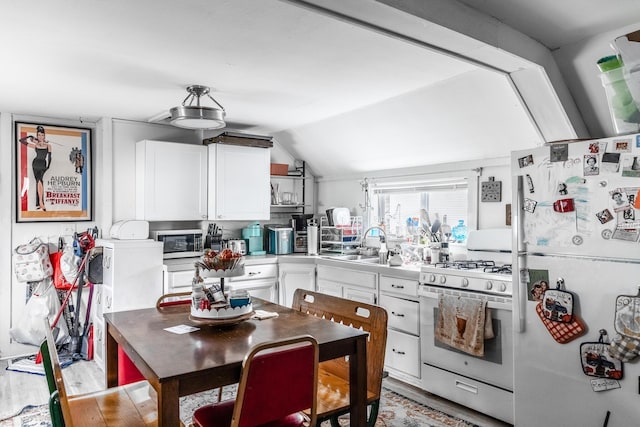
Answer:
[242, 223, 266, 255]
[265, 225, 293, 254]
[223, 239, 247, 255]
[151, 229, 204, 259]
[291, 214, 314, 253]
[109, 220, 149, 239]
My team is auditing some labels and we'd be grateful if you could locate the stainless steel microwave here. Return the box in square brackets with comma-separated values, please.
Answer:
[150, 229, 204, 259]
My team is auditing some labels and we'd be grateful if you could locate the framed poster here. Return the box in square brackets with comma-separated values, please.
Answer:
[15, 122, 92, 222]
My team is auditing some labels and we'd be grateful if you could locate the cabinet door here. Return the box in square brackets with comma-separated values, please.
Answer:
[344, 286, 376, 304]
[208, 144, 270, 220]
[136, 140, 208, 221]
[316, 279, 342, 298]
[278, 263, 316, 307]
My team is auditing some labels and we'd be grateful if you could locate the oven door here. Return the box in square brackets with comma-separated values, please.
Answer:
[420, 286, 513, 391]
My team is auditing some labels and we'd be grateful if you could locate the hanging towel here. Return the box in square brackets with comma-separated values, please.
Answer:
[435, 294, 489, 356]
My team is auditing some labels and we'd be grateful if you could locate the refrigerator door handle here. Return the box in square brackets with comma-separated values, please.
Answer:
[512, 175, 526, 333]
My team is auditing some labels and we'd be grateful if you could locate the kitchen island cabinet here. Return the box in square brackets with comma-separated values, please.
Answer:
[207, 143, 270, 220]
[135, 140, 208, 221]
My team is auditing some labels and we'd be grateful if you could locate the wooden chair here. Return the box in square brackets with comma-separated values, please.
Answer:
[41, 319, 183, 427]
[292, 289, 388, 427]
[155, 291, 192, 310]
[192, 335, 319, 427]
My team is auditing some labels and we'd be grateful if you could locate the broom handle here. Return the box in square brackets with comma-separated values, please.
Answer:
[50, 252, 89, 330]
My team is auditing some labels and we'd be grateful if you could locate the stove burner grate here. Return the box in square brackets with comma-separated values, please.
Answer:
[483, 264, 512, 274]
[434, 260, 496, 270]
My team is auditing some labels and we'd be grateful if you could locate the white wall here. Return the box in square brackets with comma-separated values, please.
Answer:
[316, 157, 512, 232]
[0, 117, 296, 358]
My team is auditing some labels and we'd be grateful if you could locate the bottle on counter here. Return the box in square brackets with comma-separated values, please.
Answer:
[440, 215, 451, 242]
[192, 265, 205, 308]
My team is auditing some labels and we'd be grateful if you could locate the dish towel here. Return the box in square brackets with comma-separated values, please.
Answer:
[435, 294, 489, 356]
[251, 310, 279, 320]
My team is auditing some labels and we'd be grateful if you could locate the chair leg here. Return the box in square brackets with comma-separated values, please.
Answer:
[324, 400, 380, 427]
[48, 390, 65, 427]
[367, 400, 380, 427]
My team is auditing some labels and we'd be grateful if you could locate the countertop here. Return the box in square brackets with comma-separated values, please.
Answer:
[164, 253, 423, 280]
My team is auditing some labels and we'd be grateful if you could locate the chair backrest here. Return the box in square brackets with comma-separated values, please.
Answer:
[232, 335, 319, 427]
[42, 319, 74, 427]
[292, 289, 388, 400]
[156, 291, 192, 310]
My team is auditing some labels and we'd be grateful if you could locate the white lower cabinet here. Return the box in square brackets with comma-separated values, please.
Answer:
[228, 263, 278, 303]
[379, 274, 421, 386]
[316, 264, 377, 304]
[278, 262, 316, 307]
[316, 279, 343, 298]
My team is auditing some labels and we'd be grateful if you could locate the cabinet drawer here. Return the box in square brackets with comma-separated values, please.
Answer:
[229, 264, 277, 281]
[379, 294, 419, 335]
[385, 329, 420, 377]
[317, 265, 376, 289]
[167, 270, 221, 293]
[380, 275, 418, 297]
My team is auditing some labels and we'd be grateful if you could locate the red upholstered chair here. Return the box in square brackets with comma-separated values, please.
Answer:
[192, 335, 319, 427]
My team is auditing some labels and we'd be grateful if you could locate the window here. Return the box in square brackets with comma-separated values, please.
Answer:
[364, 172, 476, 241]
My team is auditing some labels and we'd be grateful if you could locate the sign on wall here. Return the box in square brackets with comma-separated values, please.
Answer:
[15, 122, 92, 222]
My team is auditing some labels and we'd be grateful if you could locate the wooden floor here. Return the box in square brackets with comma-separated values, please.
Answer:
[0, 357, 510, 427]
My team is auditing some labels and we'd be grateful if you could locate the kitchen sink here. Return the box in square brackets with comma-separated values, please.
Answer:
[322, 254, 381, 264]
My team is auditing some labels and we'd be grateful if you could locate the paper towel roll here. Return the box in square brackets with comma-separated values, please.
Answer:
[307, 225, 318, 255]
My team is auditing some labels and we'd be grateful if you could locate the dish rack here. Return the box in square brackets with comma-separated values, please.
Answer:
[320, 216, 363, 254]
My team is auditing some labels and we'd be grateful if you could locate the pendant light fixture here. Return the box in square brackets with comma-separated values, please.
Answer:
[169, 85, 226, 130]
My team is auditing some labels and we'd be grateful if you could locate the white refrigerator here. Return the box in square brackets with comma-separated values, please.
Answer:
[511, 133, 640, 427]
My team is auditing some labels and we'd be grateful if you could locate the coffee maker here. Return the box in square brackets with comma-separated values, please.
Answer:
[291, 214, 314, 253]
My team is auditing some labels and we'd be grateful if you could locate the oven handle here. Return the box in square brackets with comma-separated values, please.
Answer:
[418, 289, 513, 311]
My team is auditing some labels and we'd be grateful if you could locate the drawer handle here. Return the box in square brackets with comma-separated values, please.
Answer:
[392, 348, 405, 355]
[455, 380, 478, 394]
[391, 311, 405, 317]
[391, 284, 405, 289]
[248, 271, 260, 276]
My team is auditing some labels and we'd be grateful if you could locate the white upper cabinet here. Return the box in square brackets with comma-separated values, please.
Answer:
[136, 140, 208, 221]
[207, 143, 270, 220]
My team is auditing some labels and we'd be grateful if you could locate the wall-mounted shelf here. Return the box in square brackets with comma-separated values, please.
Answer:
[270, 161, 306, 214]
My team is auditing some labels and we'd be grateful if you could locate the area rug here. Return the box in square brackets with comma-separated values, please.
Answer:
[0, 386, 478, 427]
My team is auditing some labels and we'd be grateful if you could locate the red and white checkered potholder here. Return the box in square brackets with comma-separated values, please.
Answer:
[536, 302, 587, 344]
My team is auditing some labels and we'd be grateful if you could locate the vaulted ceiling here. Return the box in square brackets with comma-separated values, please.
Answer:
[1, 0, 637, 177]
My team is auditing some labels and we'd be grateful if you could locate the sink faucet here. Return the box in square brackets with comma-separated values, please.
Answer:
[361, 226, 388, 253]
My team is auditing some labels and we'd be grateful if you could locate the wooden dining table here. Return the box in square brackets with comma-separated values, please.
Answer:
[104, 298, 369, 426]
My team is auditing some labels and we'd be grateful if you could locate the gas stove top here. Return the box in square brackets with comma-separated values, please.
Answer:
[419, 259, 513, 297]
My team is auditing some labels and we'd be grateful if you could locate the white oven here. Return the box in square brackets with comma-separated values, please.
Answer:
[418, 229, 514, 424]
